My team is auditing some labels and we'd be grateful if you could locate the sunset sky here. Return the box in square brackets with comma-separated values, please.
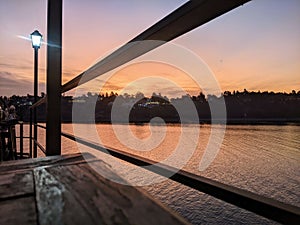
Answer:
[0, 0, 299, 97]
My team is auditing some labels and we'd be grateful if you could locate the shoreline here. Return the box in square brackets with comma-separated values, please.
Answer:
[56, 119, 300, 126]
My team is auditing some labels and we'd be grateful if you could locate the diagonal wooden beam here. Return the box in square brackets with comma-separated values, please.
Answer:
[131, 0, 250, 42]
[30, 96, 46, 109]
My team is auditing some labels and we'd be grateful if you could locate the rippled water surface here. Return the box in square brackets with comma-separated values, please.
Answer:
[31, 124, 300, 224]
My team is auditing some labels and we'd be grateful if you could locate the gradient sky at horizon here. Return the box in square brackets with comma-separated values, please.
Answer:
[0, 0, 299, 97]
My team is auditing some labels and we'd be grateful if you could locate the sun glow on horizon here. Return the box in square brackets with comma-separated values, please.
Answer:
[0, 0, 299, 97]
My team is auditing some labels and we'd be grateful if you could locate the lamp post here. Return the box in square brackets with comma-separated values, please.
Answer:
[30, 30, 42, 158]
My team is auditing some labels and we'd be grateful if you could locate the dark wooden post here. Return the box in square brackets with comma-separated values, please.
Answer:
[29, 108, 33, 157]
[19, 121, 23, 158]
[46, 0, 63, 156]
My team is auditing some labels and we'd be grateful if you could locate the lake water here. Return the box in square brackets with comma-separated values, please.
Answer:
[30, 124, 300, 224]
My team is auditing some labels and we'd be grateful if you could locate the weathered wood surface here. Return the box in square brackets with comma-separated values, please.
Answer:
[0, 170, 36, 225]
[0, 153, 189, 225]
[0, 170, 33, 199]
[0, 196, 37, 225]
[0, 153, 96, 173]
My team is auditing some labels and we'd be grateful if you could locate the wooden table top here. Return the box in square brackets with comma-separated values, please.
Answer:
[0, 153, 189, 225]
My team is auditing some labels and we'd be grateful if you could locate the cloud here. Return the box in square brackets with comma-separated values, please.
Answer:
[0, 71, 33, 96]
[0, 62, 32, 71]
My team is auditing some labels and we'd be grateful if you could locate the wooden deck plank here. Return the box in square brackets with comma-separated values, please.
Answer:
[34, 167, 67, 225]
[0, 153, 96, 174]
[0, 196, 37, 225]
[34, 161, 188, 225]
[0, 170, 34, 199]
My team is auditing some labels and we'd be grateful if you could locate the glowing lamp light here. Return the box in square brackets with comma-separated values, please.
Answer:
[30, 30, 42, 48]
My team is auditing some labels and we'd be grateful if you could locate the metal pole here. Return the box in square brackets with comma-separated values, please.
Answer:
[34, 47, 38, 158]
[46, 0, 62, 156]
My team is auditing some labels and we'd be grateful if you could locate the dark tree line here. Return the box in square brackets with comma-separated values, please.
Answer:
[1, 89, 300, 124]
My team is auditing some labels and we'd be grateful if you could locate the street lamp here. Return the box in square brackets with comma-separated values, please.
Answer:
[30, 30, 42, 158]
[31, 30, 42, 49]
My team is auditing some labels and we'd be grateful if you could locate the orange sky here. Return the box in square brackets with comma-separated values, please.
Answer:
[87, 61, 202, 98]
[0, 0, 299, 97]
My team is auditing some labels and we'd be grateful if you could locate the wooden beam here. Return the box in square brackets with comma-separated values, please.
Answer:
[46, 0, 63, 156]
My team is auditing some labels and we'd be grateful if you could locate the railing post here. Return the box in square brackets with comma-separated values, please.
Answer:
[29, 108, 33, 157]
[46, 0, 63, 156]
[0, 133, 2, 162]
[19, 121, 23, 158]
[9, 125, 17, 160]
